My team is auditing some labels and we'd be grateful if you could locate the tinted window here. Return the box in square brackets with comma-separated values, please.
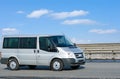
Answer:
[50, 36, 74, 47]
[39, 37, 57, 52]
[3, 38, 19, 48]
[39, 37, 48, 51]
[19, 37, 37, 49]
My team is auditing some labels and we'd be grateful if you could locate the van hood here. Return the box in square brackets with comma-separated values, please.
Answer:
[57, 46, 83, 53]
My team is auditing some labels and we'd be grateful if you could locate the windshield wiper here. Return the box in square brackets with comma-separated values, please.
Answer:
[68, 45, 77, 48]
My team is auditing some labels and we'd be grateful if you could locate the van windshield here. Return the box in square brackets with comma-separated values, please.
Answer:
[49, 36, 74, 47]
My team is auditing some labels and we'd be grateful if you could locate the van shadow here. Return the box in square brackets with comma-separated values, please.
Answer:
[4, 65, 85, 71]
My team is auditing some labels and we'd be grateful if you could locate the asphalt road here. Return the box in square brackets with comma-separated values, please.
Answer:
[0, 62, 120, 79]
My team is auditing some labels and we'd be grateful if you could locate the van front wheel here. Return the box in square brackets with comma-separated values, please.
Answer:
[50, 59, 63, 71]
[7, 58, 19, 70]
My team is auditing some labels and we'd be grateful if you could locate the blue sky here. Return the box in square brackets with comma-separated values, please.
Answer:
[0, 0, 120, 44]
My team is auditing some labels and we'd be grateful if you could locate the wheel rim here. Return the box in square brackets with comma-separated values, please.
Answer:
[53, 61, 60, 70]
[10, 61, 16, 69]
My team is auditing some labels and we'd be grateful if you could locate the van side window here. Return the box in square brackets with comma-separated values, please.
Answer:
[39, 37, 48, 51]
[39, 37, 57, 52]
[3, 38, 19, 48]
[19, 37, 37, 49]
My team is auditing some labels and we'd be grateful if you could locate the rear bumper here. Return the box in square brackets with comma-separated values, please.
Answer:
[0, 58, 8, 64]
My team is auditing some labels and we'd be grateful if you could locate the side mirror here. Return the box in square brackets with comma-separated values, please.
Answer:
[74, 43, 77, 47]
[48, 45, 57, 52]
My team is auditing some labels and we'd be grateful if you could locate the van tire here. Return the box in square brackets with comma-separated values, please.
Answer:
[7, 58, 19, 70]
[50, 59, 63, 71]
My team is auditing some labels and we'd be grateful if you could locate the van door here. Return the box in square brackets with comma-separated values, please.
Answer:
[37, 37, 58, 65]
[18, 37, 37, 65]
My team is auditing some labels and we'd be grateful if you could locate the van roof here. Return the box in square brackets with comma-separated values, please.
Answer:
[2, 34, 64, 37]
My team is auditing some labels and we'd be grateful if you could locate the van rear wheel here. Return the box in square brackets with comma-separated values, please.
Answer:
[7, 58, 19, 70]
[50, 59, 63, 71]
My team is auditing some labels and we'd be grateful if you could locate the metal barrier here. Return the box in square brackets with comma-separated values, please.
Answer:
[84, 50, 120, 60]
[78, 43, 120, 60]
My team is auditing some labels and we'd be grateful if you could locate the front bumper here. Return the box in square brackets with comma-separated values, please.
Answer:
[71, 59, 85, 66]
[61, 58, 85, 67]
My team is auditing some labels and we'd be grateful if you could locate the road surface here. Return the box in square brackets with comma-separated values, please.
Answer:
[0, 62, 120, 79]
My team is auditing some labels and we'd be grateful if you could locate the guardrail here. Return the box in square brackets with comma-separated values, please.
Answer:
[85, 52, 120, 60]
[78, 43, 120, 60]
[84, 50, 120, 59]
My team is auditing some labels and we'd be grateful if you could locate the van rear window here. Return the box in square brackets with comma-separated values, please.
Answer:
[3, 38, 19, 48]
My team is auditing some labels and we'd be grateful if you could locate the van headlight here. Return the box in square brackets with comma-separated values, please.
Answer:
[68, 52, 74, 57]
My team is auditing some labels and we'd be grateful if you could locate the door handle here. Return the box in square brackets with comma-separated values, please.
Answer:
[34, 50, 36, 53]
[34, 50, 39, 53]
[37, 50, 39, 53]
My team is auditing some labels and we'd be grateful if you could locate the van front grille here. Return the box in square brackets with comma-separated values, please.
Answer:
[74, 53, 83, 58]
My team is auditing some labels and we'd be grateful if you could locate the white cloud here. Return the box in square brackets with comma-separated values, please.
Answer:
[89, 29, 118, 34]
[62, 19, 97, 25]
[27, 9, 50, 18]
[71, 38, 92, 44]
[16, 11, 24, 14]
[51, 10, 89, 19]
[1, 28, 19, 35]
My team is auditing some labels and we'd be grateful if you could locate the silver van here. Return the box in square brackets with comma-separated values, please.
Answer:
[1, 35, 85, 71]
